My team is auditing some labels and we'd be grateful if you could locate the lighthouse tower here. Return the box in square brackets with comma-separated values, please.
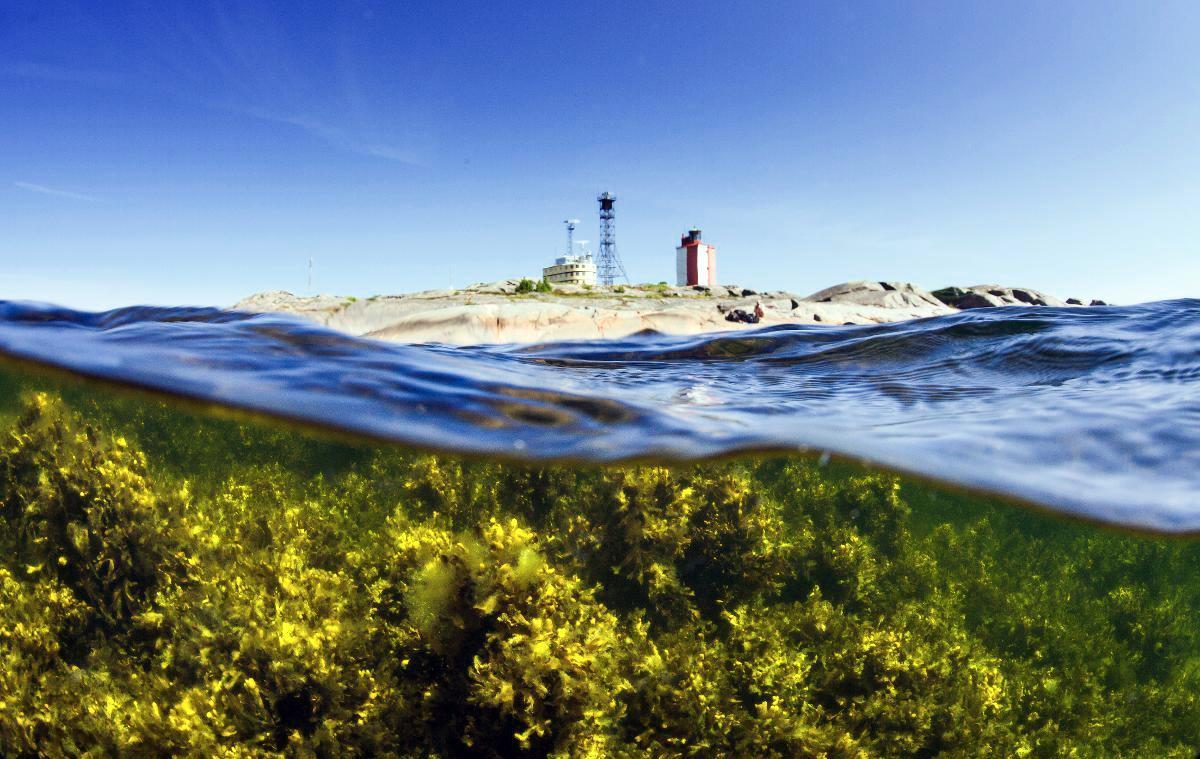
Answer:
[675, 228, 716, 287]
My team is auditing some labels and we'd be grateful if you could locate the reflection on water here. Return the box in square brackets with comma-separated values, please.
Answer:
[2, 362, 1199, 756]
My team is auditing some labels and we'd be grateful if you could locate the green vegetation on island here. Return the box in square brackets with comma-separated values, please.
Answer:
[1, 364, 1199, 756]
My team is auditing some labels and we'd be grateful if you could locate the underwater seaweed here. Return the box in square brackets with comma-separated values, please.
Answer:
[2, 370, 1200, 756]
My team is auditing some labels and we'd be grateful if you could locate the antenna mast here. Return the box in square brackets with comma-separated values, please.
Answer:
[564, 219, 580, 257]
[596, 192, 628, 286]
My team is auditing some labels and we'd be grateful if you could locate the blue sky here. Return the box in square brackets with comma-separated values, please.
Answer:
[2, 1, 1197, 309]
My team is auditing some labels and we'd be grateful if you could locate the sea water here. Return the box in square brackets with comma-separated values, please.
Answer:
[1, 300, 1200, 755]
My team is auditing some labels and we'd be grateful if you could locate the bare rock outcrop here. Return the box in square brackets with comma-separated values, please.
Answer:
[233, 278, 1095, 345]
[931, 285, 1067, 309]
[233, 281, 953, 345]
[806, 281, 949, 310]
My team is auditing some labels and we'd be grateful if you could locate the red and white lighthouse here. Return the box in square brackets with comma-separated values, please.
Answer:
[675, 228, 716, 287]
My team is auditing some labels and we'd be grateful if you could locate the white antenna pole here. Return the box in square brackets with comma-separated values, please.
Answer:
[307, 257, 313, 294]
[564, 219, 580, 258]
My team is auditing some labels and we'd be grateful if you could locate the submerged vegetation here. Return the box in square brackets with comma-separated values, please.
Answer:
[2, 365, 1200, 756]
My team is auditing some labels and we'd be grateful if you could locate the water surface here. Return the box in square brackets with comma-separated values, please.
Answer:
[1, 298, 1197, 530]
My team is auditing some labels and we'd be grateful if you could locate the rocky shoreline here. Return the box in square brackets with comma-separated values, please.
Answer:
[234, 280, 1106, 345]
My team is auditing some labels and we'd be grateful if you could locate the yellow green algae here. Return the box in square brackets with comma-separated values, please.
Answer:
[1, 364, 1199, 756]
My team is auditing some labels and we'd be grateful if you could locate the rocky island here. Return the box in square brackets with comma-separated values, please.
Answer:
[235, 281, 1102, 345]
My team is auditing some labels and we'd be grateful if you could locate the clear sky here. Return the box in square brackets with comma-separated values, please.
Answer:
[3, 1, 1197, 309]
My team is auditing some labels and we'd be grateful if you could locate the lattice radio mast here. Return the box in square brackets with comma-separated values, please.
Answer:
[596, 192, 629, 286]
[564, 218, 579, 256]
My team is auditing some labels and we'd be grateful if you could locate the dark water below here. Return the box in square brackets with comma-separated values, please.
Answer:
[1, 298, 1197, 531]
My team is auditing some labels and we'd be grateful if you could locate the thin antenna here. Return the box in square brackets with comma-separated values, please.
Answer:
[564, 219, 580, 258]
[307, 257, 314, 294]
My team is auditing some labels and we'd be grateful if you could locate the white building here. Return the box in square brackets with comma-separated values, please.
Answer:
[543, 253, 597, 286]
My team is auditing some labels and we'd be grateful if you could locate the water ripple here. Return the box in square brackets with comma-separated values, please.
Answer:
[1, 299, 1198, 532]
